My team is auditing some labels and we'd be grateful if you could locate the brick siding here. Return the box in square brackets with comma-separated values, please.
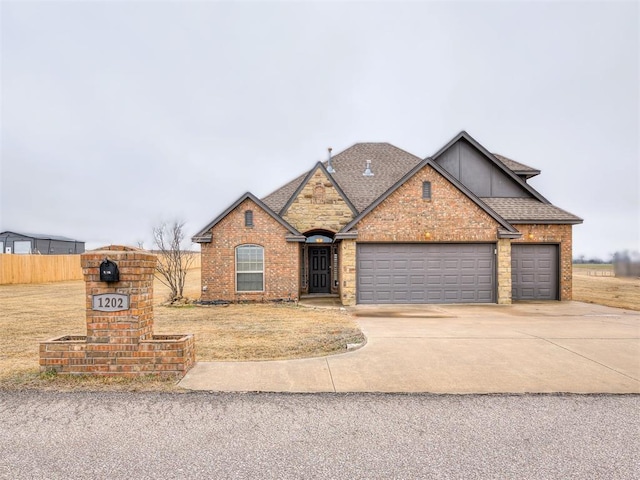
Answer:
[355, 165, 500, 242]
[201, 165, 576, 306]
[512, 224, 573, 300]
[201, 198, 299, 302]
[40, 247, 195, 377]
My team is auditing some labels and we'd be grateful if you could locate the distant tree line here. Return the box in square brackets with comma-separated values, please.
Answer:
[573, 255, 609, 264]
[574, 251, 639, 277]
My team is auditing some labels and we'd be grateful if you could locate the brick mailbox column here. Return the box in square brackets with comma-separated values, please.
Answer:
[83, 247, 156, 345]
[40, 245, 195, 377]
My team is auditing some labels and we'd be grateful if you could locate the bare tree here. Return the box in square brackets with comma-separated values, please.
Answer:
[153, 220, 196, 303]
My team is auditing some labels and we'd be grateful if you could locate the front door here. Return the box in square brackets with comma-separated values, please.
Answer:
[309, 246, 331, 293]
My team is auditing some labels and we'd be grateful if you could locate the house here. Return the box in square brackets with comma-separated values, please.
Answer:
[193, 131, 582, 306]
[0, 231, 85, 255]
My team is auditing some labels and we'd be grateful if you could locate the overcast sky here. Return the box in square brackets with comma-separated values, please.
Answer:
[1, 0, 638, 259]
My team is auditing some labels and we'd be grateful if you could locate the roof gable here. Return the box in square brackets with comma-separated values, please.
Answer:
[261, 143, 423, 214]
[341, 158, 519, 234]
[192, 192, 301, 243]
[432, 131, 548, 203]
[279, 162, 357, 217]
[255, 132, 579, 228]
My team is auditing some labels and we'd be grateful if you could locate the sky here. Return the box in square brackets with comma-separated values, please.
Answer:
[1, 0, 638, 259]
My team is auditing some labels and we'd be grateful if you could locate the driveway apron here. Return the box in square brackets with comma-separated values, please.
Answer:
[179, 302, 640, 393]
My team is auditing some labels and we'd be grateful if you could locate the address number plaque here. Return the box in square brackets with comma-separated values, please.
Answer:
[92, 293, 130, 312]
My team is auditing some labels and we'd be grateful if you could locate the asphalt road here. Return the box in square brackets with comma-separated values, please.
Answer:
[1, 392, 638, 479]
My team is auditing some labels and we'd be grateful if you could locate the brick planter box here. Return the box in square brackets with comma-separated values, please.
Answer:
[39, 246, 195, 378]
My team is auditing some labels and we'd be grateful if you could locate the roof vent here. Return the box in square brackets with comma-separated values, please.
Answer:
[363, 159, 374, 177]
[326, 147, 335, 174]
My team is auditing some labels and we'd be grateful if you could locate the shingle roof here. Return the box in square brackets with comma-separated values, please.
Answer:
[258, 138, 579, 226]
[262, 143, 423, 214]
[262, 173, 307, 213]
[328, 143, 423, 212]
[481, 198, 583, 224]
[492, 154, 540, 178]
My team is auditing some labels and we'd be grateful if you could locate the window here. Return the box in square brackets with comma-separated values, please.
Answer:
[422, 181, 432, 200]
[244, 210, 254, 227]
[236, 245, 264, 292]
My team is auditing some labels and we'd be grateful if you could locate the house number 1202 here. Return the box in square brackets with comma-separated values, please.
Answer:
[92, 293, 130, 312]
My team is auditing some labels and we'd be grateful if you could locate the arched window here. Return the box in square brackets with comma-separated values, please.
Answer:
[236, 244, 264, 292]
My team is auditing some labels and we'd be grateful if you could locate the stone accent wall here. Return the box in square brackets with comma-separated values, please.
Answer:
[355, 164, 500, 242]
[339, 239, 357, 306]
[283, 169, 354, 233]
[512, 224, 574, 301]
[39, 246, 195, 378]
[201, 198, 299, 302]
[497, 238, 512, 304]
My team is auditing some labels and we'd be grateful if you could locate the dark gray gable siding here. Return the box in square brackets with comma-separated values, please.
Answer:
[435, 138, 531, 198]
[432, 131, 549, 203]
[340, 158, 520, 235]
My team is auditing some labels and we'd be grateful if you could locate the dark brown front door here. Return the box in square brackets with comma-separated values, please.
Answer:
[309, 246, 331, 293]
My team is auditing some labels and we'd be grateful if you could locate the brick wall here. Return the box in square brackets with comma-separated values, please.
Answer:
[40, 246, 195, 377]
[512, 224, 574, 300]
[283, 169, 355, 233]
[341, 164, 506, 305]
[355, 164, 500, 242]
[201, 198, 300, 302]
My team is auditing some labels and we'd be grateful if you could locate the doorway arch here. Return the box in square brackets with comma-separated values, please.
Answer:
[301, 230, 336, 295]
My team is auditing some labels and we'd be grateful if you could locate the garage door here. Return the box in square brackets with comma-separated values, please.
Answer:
[511, 244, 558, 300]
[357, 244, 495, 304]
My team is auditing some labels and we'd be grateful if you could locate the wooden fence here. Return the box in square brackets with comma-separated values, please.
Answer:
[0, 252, 201, 285]
[0, 254, 83, 285]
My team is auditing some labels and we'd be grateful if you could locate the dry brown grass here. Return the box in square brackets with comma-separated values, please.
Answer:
[5, 265, 635, 391]
[573, 265, 640, 311]
[0, 269, 363, 391]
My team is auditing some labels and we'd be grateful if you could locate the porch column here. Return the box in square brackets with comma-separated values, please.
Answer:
[339, 239, 357, 306]
[497, 238, 512, 305]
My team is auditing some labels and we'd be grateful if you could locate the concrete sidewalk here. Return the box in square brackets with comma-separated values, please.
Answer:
[178, 301, 640, 394]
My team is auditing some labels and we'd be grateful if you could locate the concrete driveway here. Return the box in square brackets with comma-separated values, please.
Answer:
[179, 301, 640, 393]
